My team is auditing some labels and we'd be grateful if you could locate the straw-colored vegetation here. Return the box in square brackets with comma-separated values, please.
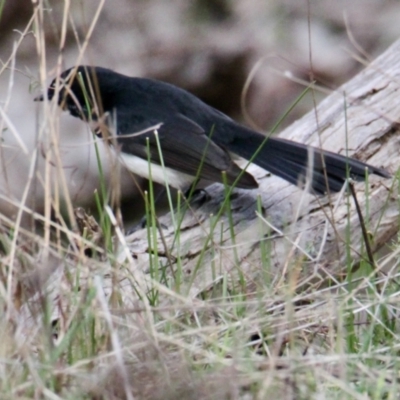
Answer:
[1, 2, 399, 399]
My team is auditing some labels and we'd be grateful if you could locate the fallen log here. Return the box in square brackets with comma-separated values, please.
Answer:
[123, 39, 399, 297]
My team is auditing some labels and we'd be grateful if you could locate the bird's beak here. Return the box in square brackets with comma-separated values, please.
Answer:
[34, 94, 44, 102]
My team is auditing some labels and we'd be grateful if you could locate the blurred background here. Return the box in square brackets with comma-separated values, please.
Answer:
[1, 0, 400, 225]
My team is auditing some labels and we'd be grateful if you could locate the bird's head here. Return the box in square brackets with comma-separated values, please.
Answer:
[35, 66, 106, 120]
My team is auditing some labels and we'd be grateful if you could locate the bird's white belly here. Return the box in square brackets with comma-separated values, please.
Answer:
[119, 152, 195, 190]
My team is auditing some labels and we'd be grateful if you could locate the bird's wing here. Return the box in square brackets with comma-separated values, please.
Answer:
[115, 114, 258, 189]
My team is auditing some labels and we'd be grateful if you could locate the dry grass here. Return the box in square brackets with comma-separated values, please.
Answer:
[0, 2, 400, 399]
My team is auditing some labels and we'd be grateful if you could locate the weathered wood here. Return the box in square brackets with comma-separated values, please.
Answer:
[123, 39, 400, 297]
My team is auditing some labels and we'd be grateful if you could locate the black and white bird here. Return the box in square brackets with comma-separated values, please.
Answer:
[36, 65, 390, 194]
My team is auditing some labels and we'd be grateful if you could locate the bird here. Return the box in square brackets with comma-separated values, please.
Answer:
[36, 65, 390, 195]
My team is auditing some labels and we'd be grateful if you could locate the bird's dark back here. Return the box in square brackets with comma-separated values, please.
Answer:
[90, 68, 230, 131]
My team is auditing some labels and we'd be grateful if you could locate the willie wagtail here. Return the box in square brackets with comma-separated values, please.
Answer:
[36, 65, 390, 194]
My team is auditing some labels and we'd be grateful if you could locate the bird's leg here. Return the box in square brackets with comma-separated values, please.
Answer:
[183, 178, 210, 206]
[126, 179, 212, 234]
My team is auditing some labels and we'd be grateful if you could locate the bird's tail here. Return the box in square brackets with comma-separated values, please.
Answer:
[227, 131, 390, 194]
